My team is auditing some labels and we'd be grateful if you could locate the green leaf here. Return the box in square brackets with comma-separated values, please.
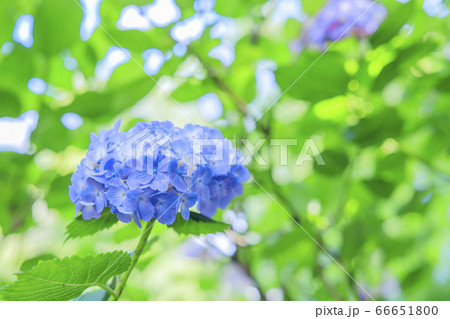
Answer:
[171, 78, 215, 102]
[214, 0, 265, 17]
[31, 107, 71, 152]
[399, 191, 433, 215]
[0, 46, 34, 93]
[47, 55, 74, 90]
[0, 251, 131, 301]
[66, 91, 115, 118]
[370, 0, 414, 48]
[0, 2, 18, 45]
[314, 149, 349, 176]
[364, 178, 395, 198]
[341, 220, 365, 260]
[46, 174, 72, 209]
[372, 41, 438, 91]
[346, 108, 403, 147]
[302, 0, 327, 14]
[66, 78, 154, 120]
[275, 52, 350, 103]
[20, 254, 56, 272]
[0, 90, 21, 117]
[169, 212, 230, 236]
[376, 152, 407, 182]
[71, 42, 100, 78]
[33, 0, 82, 56]
[0, 154, 37, 235]
[65, 212, 118, 241]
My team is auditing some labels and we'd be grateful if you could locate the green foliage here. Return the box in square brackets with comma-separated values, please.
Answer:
[0, 251, 131, 301]
[0, 90, 21, 117]
[66, 212, 118, 241]
[214, 0, 266, 17]
[172, 78, 216, 102]
[346, 108, 403, 146]
[373, 41, 438, 91]
[275, 52, 350, 103]
[0, 153, 38, 234]
[169, 212, 230, 236]
[370, 0, 415, 47]
[34, 0, 82, 56]
[314, 150, 349, 176]
[20, 254, 56, 272]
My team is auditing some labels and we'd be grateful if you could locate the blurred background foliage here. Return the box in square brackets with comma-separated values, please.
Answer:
[0, 0, 449, 301]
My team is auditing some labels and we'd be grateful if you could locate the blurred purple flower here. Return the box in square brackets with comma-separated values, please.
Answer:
[301, 0, 387, 49]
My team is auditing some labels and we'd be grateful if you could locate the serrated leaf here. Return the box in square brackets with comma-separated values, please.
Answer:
[65, 212, 118, 241]
[169, 212, 230, 236]
[20, 254, 56, 272]
[0, 251, 131, 301]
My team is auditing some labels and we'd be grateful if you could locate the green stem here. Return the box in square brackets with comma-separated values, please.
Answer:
[110, 220, 155, 301]
[98, 284, 118, 300]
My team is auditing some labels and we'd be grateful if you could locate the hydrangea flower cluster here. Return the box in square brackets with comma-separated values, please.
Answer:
[303, 0, 386, 48]
[69, 120, 249, 227]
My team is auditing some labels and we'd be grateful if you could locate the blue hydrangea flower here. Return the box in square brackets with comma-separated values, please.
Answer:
[191, 166, 213, 200]
[177, 192, 197, 220]
[168, 159, 189, 192]
[152, 191, 179, 225]
[301, 0, 387, 49]
[69, 120, 249, 227]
